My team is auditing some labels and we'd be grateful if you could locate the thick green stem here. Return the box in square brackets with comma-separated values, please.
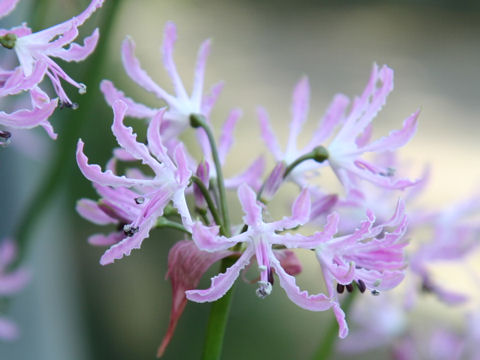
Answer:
[190, 114, 231, 236]
[201, 256, 236, 360]
[311, 291, 357, 360]
[191, 176, 223, 228]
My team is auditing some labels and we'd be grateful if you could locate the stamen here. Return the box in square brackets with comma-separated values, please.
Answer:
[371, 289, 380, 296]
[379, 167, 395, 177]
[123, 224, 139, 237]
[267, 268, 274, 286]
[336, 283, 345, 294]
[345, 284, 354, 293]
[134, 197, 145, 205]
[0, 130, 12, 147]
[78, 83, 87, 95]
[256, 281, 272, 299]
[356, 279, 366, 293]
[59, 101, 79, 110]
[0, 33, 17, 49]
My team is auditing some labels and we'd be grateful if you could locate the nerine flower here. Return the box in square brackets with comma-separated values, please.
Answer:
[101, 21, 222, 140]
[76, 100, 193, 265]
[0, 238, 30, 341]
[186, 183, 335, 312]
[0, 0, 104, 137]
[258, 64, 419, 192]
[408, 196, 480, 305]
[283, 200, 408, 337]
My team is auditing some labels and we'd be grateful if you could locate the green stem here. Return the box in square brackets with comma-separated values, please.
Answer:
[190, 114, 231, 236]
[284, 145, 329, 179]
[311, 291, 357, 360]
[155, 218, 191, 235]
[12, 0, 122, 267]
[201, 256, 236, 360]
[257, 145, 329, 201]
[191, 176, 223, 228]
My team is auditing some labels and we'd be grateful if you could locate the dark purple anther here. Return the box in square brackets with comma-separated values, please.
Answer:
[268, 268, 274, 286]
[345, 284, 354, 293]
[356, 279, 366, 293]
[336, 283, 345, 294]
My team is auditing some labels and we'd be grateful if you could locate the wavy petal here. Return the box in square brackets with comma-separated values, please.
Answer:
[286, 76, 309, 156]
[48, 28, 99, 62]
[76, 140, 152, 187]
[100, 80, 158, 118]
[191, 39, 211, 106]
[76, 199, 117, 225]
[360, 110, 419, 153]
[162, 22, 188, 100]
[270, 250, 332, 311]
[111, 100, 163, 174]
[121, 37, 177, 105]
[186, 247, 254, 302]
[238, 183, 263, 226]
[257, 106, 283, 160]
[218, 108, 242, 164]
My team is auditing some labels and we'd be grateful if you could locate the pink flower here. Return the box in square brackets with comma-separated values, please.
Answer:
[101, 21, 222, 140]
[76, 100, 193, 265]
[0, 238, 30, 341]
[186, 183, 334, 312]
[408, 195, 480, 305]
[0, 0, 104, 137]
[295, 201, 408, 338]
[258, 65, 419, 192]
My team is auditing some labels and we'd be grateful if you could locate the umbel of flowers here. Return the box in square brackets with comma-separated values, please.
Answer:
[75, 20, 420, 357]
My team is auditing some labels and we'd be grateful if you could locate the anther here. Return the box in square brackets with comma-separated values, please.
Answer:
[59, 101, 79, 110]
[123, 224, 139, 237]
[379, 167, 395, 177]
[134, 197, 145, 205]
[256, 281, 272, 299]
[345, 284, 354, 293]
[267, 269, 274, 286]
[0, 130, 12, 147]
[356, 279, 366, 293]
[371, 289, 380, 296]
[0, 33, 17, 49]
[78, 83, 87, 94]
[336, 283, 345, 294]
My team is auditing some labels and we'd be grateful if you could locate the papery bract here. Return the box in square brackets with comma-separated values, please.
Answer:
[157, 240, 233, 357]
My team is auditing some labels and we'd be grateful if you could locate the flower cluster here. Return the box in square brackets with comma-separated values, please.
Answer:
[76, 21, 423, 355]
[0, 0, 104, 141]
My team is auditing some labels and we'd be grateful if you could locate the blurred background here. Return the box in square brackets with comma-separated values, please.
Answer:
[1, 0, 480, 359]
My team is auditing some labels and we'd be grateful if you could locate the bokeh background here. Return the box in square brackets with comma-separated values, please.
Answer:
[1, 0, 480, 359]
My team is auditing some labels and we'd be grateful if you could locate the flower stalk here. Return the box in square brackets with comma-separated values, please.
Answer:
[190, 113, 231, 237]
